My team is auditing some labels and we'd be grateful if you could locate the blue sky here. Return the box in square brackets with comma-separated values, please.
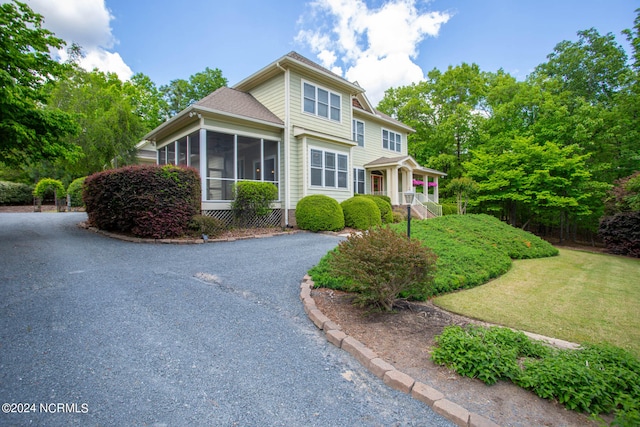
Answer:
[27, 0, 638, 105]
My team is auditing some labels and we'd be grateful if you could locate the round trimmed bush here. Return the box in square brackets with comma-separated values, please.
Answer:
[341, 196, 381, 230]
[66, 177, 86, 207]
[356, 194, 393, 223]
[295, 195, 344, 232]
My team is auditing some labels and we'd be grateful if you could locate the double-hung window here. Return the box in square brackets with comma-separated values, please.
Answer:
[382, 129, 402, 153]
[303, 82, 341, 122]
[310, 148, 348, 188]
[352, 119, 364, 146]
[353, 168, 365, 194]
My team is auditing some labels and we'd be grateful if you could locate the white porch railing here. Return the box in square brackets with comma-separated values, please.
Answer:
[396, 192, 443, 218]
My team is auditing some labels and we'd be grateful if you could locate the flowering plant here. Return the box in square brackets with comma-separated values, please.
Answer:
[412, 179, 424, 186]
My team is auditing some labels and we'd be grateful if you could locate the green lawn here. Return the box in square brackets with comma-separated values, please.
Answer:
[433, 249, 640, 357]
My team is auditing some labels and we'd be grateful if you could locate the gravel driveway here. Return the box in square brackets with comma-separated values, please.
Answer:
[0, 213, 453, 426]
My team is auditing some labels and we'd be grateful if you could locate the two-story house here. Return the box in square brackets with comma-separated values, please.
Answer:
[142, 52, 446, 226]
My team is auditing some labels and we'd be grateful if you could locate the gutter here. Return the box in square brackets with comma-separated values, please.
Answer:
[276, 61, 291, 227]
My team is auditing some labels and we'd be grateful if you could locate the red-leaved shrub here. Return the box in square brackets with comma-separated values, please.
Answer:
[84, 165, 200, 239]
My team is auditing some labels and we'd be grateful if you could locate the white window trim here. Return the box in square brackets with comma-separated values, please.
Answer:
[382, 128, 402, 153]
[302, 80, 342, 123]
[309, 147, 349, 189]
[353, 167, 365, 195]
[352, 119, 365, 147]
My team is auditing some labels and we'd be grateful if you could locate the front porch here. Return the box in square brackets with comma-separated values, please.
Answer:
[364, 156, 447, 219]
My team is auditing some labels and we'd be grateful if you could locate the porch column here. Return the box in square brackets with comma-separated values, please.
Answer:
[199, 128, 207, 202]
[434, 176, 439, 203]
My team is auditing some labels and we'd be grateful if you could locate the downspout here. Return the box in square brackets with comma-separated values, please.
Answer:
[276, 62, 291, 227]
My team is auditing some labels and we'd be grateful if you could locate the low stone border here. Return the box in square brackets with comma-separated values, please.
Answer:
[300, 274, 501, 427]
[80, 223, 302, 244]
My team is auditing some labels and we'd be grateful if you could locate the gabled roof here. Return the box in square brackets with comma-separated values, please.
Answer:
[143, 87, 283, 142]
[196, 87, 283, 125]
[234, 51, 364, 95]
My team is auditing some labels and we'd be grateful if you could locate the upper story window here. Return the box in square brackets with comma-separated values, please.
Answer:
[303, 82, 341, 122]
[382, 129, 402, 153]
[352, 119, 364, 147]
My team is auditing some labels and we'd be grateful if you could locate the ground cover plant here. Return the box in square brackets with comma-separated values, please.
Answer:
[432, 325, 640, 426]
[433, 248, 640, 357]
[310, 214, 558, 298]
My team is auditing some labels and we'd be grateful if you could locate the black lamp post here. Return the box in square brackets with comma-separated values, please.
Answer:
[404, 191, 415, 239]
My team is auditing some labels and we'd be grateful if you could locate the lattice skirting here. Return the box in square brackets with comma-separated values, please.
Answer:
[202, 209, 284, 228]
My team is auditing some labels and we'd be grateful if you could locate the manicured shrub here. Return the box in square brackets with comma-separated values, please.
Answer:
[295, 195, 344, 232]
[441, 203, 458, 215]
[341, 196, 381, 230]
[327, 226, 438, 310]
[66, 177, 86, 207]
[231, 181, 278, 225]
[0, 181, 33, 205]
[599, 211, 640, 257]
[355, 194, 393, 223]
[84, 165, 200, 239]
[188, 215, 226, 238]
[33, 178, 65, 201]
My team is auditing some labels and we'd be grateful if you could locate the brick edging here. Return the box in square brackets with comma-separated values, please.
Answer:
[300, 275, 500, 427]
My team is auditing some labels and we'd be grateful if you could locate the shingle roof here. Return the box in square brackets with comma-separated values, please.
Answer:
[196, 87, 283, 125]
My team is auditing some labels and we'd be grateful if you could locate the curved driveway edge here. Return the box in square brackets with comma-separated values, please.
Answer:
[300, 275, 500, 427]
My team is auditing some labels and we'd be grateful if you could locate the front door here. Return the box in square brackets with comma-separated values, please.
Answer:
[372, 174, 384, 195]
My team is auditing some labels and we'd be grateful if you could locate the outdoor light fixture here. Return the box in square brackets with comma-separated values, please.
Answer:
[404, 191, 415, 239]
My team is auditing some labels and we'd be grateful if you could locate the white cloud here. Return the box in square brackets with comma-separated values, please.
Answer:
[297, 0, 451, 105]
[26, 0, 133, 80]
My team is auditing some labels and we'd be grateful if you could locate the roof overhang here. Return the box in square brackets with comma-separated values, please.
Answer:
[143, 105, 285, 143]
[364, 155, 447, 177]
[293, 126, 357, 147]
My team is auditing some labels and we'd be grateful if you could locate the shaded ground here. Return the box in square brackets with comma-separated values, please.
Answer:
[312, 288, 606, 427]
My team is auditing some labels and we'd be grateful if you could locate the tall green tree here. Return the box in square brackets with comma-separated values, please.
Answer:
[47, 67, 146, 177]
[0, 1, 78, 166]
[161, 67, 228, 116]
[378, 63, 488, 178]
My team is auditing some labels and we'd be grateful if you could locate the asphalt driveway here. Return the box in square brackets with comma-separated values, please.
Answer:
[0, 213, 453, 426]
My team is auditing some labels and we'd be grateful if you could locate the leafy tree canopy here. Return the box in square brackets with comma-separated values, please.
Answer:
[160, 67, 228, 116]
[0, 1, 79, 166]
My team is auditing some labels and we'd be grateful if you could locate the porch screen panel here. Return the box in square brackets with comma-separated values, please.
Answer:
[158, 146, 167, 165]
[189, 131, 200, 174]
[177, 137, 188, 165]
[206, 131, 234, 200]
[263, 139, 279, 186]
[167, 142, 176, 165]
[237, 136, 261, 180]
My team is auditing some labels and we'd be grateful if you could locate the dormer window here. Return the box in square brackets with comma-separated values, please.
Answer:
[303, 82, 341, 122]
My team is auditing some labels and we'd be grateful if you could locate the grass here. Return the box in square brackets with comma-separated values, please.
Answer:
[433, 248, 640, 357]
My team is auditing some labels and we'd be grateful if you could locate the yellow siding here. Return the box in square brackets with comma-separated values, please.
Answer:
[289, 72, 352, 140]
[249, 74, 285, 120]
[202, 118, 282, 140]
[156, 123, 201, 149]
